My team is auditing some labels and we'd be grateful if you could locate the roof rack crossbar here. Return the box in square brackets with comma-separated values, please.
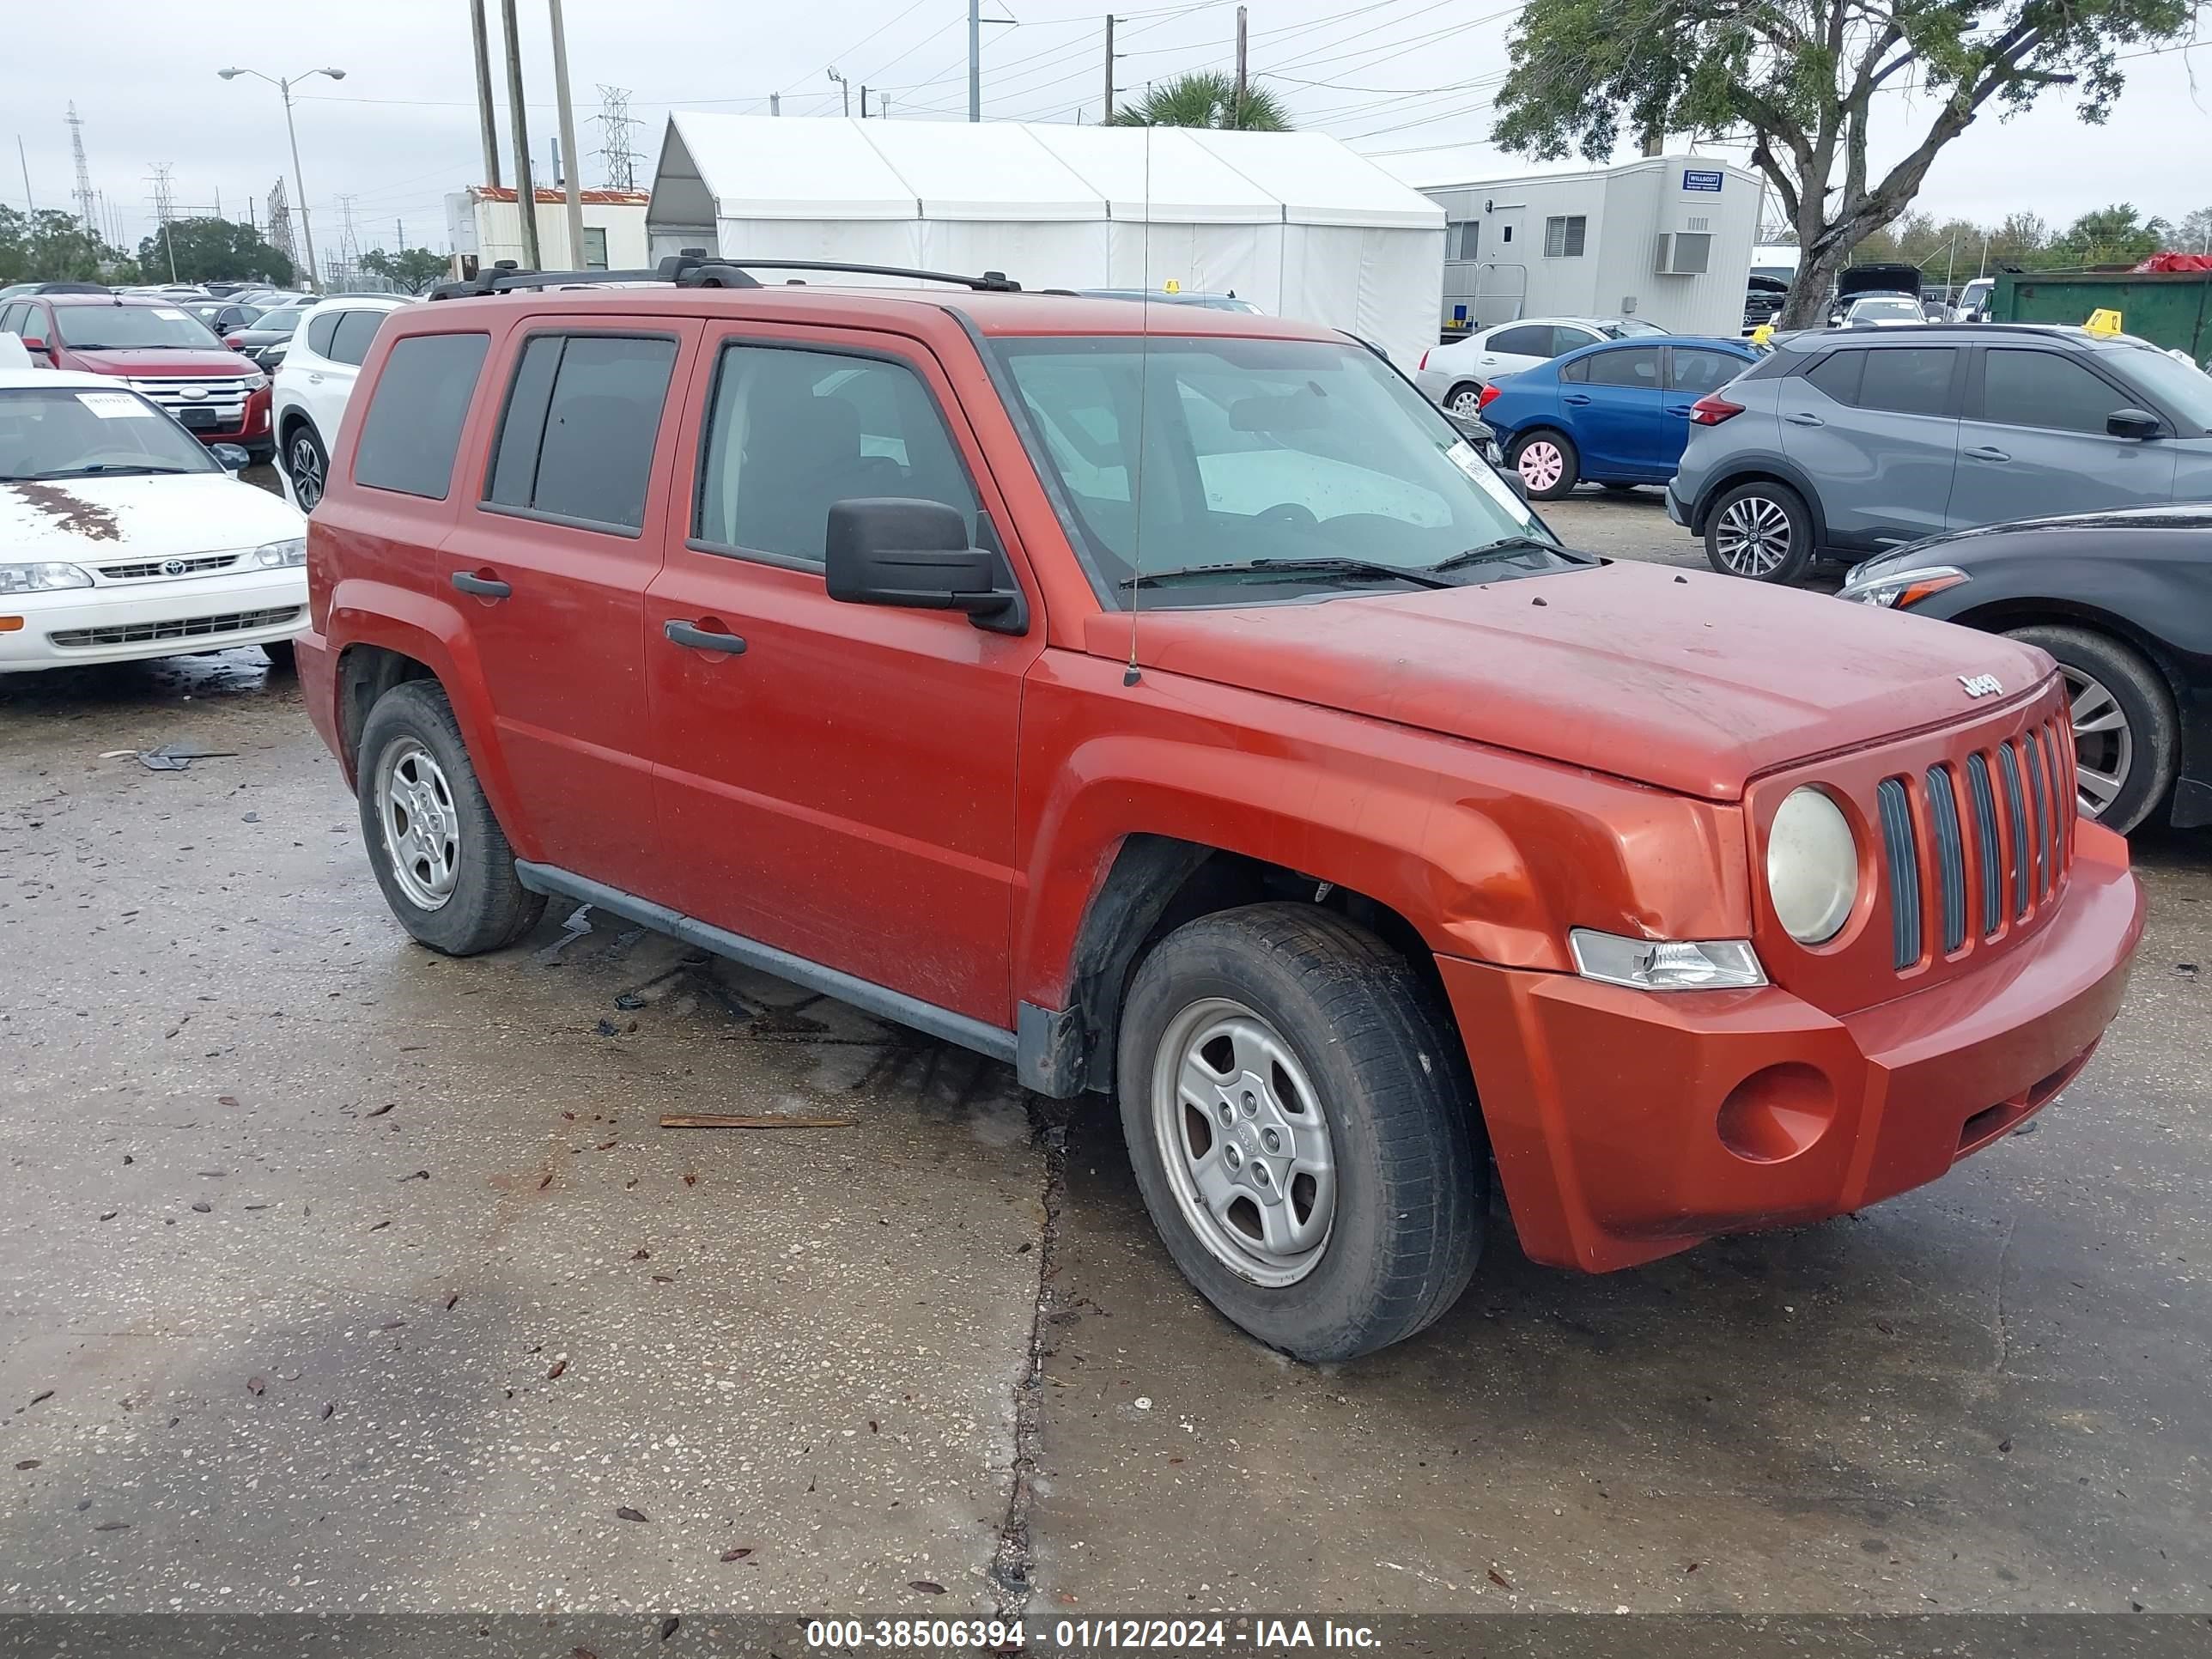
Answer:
[428, 252, 1020, 302]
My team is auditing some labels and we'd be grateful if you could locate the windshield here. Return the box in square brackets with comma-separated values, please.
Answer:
[998, 336, 1553, 606]
[51, 303, 222, 350]
[2119, 347, 2212, 434]
[1602, 318, 1667, 337]
[0, 386, 219, 480]
[1847, 296, 1923, 321]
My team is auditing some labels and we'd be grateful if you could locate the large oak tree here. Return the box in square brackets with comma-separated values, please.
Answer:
[1491, 0, 2203, 326]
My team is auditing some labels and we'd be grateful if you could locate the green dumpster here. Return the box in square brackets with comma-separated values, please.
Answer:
[1991, 268, 2212, 367]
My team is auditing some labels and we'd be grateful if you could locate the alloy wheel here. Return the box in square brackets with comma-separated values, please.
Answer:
[1447, 387, 1486, 417]
[1713, 494, 1792, 577]
[289, 435, 324, 509]
[1516, 440, 1565, 494]
[2062, 665, 2134, 820]
[374, 739, 461, 911]
[1151, 997, 1336, 1288]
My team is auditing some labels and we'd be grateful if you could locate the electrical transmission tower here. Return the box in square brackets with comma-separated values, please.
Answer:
[594, 85, 641, 191]
[146, 162, 179, 279]
[266, 176, 296, 264]
[66, 103, 98, 235]
[334, 193, 360, 287]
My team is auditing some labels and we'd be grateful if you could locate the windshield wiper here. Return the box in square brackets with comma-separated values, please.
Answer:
[28, 464, 194, 479]
[1123, 556, 1455, 592]
[1426, 535, 1587, 574]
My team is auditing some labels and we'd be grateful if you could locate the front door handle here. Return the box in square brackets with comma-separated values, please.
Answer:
[1784, 412, 1825, 428]
[1563, 392, 1592, 405]
[664, 618, 747, 655]
[1965, 445, 2010, 462]
[451, 571, 511, 599]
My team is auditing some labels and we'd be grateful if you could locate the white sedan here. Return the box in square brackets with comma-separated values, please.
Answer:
[1413, 316, 1668, 416]
[0, 369, 308, 672]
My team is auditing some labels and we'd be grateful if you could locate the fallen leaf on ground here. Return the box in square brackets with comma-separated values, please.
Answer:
[616, 1506, 647, 1522]
[15, 1459, 40, 1470]
[547, 1359, 568, 1380]
[365, 1103, 395, 1118]
[909, 1580, 946, 1595]
[719, 1547, 753, 1562]
[1488, 1568, 1516, 1591]
[246, 1377, 266, 1396]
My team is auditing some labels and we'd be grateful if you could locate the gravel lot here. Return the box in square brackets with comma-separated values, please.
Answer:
[3, 489, 2206, 1620]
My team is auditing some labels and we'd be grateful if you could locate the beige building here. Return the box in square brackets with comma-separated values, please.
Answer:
[443, 185, 652, 274]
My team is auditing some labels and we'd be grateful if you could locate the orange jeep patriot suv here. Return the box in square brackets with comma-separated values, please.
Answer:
[297, 256, 2144, 1362]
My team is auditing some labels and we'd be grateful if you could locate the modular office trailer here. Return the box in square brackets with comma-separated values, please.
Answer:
[1381, 154, 1763, 339]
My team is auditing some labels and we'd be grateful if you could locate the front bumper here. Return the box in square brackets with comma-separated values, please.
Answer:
[0, 568, 307, 672]
[1437, 823, 2143, 1272]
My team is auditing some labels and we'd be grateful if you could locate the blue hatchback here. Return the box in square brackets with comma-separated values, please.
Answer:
[1479, 337, 1760, 501]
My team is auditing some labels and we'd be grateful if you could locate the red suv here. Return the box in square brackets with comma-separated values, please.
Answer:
[295, 258, 2144, 1362]
[0, 293, 273, 460]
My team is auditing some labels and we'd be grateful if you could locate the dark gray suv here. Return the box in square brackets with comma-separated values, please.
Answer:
[1667, 325, 2212, 581]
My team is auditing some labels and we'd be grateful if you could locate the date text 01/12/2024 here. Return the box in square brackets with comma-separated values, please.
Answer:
[801, 1617, 1382, 1650]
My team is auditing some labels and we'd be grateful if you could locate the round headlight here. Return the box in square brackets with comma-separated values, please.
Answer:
[1767, 787, 1858, 944]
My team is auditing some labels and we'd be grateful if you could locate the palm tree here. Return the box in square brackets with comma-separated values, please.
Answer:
[1109, 71, 1291, 131]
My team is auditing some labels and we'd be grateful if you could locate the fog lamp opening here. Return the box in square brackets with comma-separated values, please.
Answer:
[1717, 1062, 1836, 1164]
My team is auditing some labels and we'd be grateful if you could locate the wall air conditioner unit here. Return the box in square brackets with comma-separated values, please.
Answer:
[1653, 231, 1713, 276]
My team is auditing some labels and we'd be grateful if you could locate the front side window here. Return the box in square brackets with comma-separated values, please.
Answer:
[694, 345, 978, 564]
[50, 304, 218, 350]
[0, 386, 217, 480]
[1980, 349, 2133, 434]
[353, 332, 490, 499]
[1583, 345, 1662, 388]
[1543, 215, 1587, 258]
[998, 335, 1551, 605]
[484, 332, 678, 532]
[1856, 347, 1957, 417]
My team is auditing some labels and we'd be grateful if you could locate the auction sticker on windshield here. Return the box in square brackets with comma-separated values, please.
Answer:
[1447, 439, 1530, 518]
[153, 307, 192, 321]
[78, 392, 156, 419]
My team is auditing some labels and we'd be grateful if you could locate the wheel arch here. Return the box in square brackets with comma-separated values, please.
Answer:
[1692, 459, 1827, 546]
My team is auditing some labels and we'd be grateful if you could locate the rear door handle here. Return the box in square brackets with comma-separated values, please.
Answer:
[1783, 412, 1825, 428]
[664, 618, 747, 655]
[1563, 393, 1592, 405]
[451, 571, 511, 599]
[1965, 445, 2010, 462]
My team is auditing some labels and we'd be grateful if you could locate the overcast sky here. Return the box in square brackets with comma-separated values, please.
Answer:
[11, 0, 2210, 263]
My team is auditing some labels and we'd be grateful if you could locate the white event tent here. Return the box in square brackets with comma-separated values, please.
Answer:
[646, 114, 1446, 364]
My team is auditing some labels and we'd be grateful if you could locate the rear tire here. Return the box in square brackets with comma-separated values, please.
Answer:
[284, 423, 328, 511]
[1703, 479, 1814, 582]
[356, 680, 545, 955]
[1443, 382, 1486, 418]
[1116, 903, 1484, 1363]
[1509, 429, 1578, 501]
[2003, 624, 2177, 834]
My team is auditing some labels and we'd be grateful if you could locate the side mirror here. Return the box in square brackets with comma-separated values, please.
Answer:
[1504, 467, 1529, 501]
[21, 336, 48, 357]
[825, 498, 1026, 635]
[210, 443, 252, 471]
[2106, 407, 2163, 441]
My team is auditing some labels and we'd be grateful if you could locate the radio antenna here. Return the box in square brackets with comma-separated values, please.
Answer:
[1124, 123, 1152, 689]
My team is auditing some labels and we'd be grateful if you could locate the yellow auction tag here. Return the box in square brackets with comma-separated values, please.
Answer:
[2083, 307, 2124, 336]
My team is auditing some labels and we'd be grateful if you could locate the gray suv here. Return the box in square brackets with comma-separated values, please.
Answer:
[1667, 325, 2212, 580]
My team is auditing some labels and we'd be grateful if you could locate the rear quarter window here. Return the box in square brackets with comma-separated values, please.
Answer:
[351, 332, 491, 500]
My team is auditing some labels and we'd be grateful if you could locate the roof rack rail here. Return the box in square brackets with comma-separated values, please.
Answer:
[428, 251, 1022, 303]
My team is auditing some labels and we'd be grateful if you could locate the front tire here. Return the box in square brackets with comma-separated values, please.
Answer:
[285, 423, 329, 511]
[1704, 479, 1813, 582]
[2004, 625, 2177, 833]
[1509, 429, 1578, 500]
[1116, 903, 1484, 1363]
[356, 680, 545, 955]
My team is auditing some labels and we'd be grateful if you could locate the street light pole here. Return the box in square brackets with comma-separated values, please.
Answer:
[219, 64, 344, 293]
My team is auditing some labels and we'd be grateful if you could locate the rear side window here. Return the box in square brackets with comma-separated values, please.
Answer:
[1583, 345, 1662, 388]
[306, 311, 341, 358]
[1980, 349, 2132, 434]
[1807, 349, 1863, 404]
[352, 332, 490, 500]
[484, 333, 678, 533]
[1488, 325, 1554, 358]
[328, 309, 386, 368]
[1856, 347, 1956, 416]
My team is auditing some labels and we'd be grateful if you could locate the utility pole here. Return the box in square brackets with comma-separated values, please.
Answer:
[1103, 15, 1116, 123]
[969, 0, 981, 121]
[828, 68, 850, 117]
[498, 0, 540, 269]
[15, 136, 31, 211]
[468, 0, 503, 188]
[860, 85, 870, 118]
[769, 93, 781, 116]
[1234, 5, 1247, 122]
[548, 0, 586, 267]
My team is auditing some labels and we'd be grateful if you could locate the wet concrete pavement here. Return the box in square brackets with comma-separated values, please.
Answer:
[3, 625, 2209, 1618]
